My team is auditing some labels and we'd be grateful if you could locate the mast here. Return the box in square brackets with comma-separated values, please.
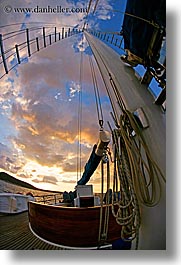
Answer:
[84, 31, 166, 250]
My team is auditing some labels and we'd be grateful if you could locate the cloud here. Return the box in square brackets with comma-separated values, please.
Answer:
[42, 175, 58, 185]
[6, 36, 106, 168]
[31, 178, 40, 183]
[61, 162, 77, 173]
[0, 142, 9, 154]
[0, 1, 114, 192]
[0, 43, 112, 179]
[84, 0, 114, 30]
[0, 0, 86, 29]
[28, 173, 59, 185]
[0, 154, 23, 173]
[0, 142, 25, 173]
[61, 179, 76, 184]
[18, 173, 30, 179]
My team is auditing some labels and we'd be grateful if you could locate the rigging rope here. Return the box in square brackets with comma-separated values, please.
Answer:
[111, 127, 141, 249]
[87, 0, 93, 15]
[93, 0, 100, 14]
[118, 109, 165, 205]
[76, 39, 84, 181]
[98, 153, 110, 248]
[86, 7, 161, 29]
[82, 0, 93, 30]
[88, 55, 104, 128]
[108, 69, 165, 206]
[109, 108, 165, 248]
[85, 31, 165, 248]
[85, 34, 120, 126]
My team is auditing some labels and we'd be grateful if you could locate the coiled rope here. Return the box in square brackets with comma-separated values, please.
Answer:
[109, 109, 165, 249]
[85, 31, 165, 249]
[118, 110, 165, 206]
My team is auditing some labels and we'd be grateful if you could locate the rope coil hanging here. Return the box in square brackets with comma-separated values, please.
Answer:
[85, 32, 166, 248]
[109, 109, 166, 248]
[118, 109, 165, 206]
[111, 127, 141, 249]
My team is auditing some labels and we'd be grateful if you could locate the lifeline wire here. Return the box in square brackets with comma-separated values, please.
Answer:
[76, 36, 84, 181]
[88, 55, 104, 128]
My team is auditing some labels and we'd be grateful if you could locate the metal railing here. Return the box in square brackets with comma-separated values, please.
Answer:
[0, 25, 82, 79]
[87, 29, 125, 51]
[34, 193, 63, 205]
[87, 29, 166, 105]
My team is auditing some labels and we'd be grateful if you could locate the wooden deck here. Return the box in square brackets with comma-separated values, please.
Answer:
[0, 212, 64, 250]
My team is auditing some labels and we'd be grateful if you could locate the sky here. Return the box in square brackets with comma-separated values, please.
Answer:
[0, 0, 128, 192]
[0, 0, 165, 193]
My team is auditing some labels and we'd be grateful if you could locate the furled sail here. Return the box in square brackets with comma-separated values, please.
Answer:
[122, 0, 166, 64]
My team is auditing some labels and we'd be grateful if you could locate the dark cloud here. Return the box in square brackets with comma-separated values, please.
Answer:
[31, 175, 58, 185]
[42, 175, 58, 185]
[61, 162, 77, 172]
[31, 178, 41, 183]
[0, 2, 113, 191]
[0, 142, 24, 173]
[61, 179, 76, 184]
[18, 173, 30, 179]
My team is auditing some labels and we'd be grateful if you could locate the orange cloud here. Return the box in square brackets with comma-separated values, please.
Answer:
[0, 21, 113, 192]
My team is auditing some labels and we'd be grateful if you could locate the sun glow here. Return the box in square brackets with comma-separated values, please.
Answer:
[16, 160, 78, 192]
[22, 161, 62, 176]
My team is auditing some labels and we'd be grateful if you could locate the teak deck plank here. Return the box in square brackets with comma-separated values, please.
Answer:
[0, 212, 64, 250]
